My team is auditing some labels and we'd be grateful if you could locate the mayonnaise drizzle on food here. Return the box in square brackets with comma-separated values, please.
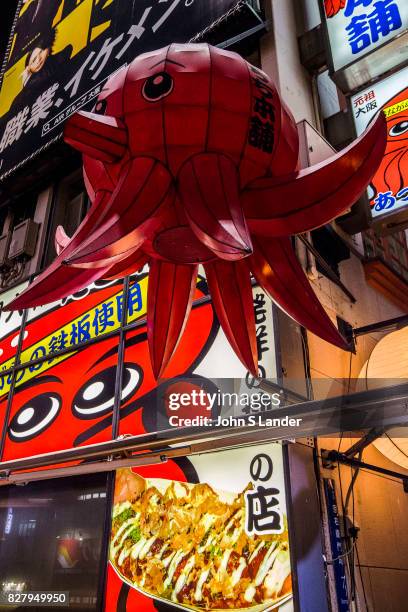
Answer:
[231, 557, 246, 586]
[163, 550, 185, 590]
[173, 556, 196, 600]
[111, 513, 140, 558]
[194, 569, 210, 602]
[110, 477, 292, 609]
[255, 543, 279, 587]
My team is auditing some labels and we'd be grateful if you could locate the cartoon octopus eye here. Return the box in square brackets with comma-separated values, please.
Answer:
[93, 99, 107, 115]
[9, 394, 61, 442]
[142, 72, 174, 102]
[389, 120, 408, 137]
[72, 364, 142, 419]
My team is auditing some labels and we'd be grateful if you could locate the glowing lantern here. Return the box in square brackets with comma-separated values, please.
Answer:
[359, 327, 408, 470]
[9, 44, 386, 377]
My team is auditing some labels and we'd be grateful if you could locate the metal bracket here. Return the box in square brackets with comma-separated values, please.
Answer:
[321, 449, 337, 469]
[353, 313, 408, 337]
[322, 449, 408, 492]
[343, 427, 385, 457]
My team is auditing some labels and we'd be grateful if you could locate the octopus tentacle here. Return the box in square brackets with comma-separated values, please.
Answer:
[178, 154, 253, 260]
[147, 260, 198, 378]
[204, 260, 258, 375]
[103, 251, 148, 280]
[242, 113, 387, 236]
[9, 266, 114, 310]
[65, 158, 174, 266]
[250, 236, 349, 349]
[55, 225, 70, 255]
[64, 110, 128, 163]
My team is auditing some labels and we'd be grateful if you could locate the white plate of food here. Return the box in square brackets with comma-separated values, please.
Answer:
[109, 469, 293, 611]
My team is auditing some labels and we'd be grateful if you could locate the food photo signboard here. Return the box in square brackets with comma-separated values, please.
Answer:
[106, 442, 293, 612]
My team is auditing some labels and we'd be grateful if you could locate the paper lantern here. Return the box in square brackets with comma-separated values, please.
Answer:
[9, 44, 387, 377]
[358, 327, 408, 470]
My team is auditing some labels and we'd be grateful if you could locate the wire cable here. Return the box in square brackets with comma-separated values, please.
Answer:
[336, 438, 363, 610]
[356, 540, 370, 611]
[325, 538, 357, 564]
[385, 432, 408, 460]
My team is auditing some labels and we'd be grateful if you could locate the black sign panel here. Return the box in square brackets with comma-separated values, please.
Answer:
[0, 0, 235, 181]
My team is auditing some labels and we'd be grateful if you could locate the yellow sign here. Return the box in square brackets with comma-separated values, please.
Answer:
[0, 278, 148, 398]
[384, 98, 408, 118]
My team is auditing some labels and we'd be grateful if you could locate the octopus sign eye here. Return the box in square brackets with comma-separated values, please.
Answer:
[94, 99, 107, 115]
[72, 364, 142, 419]
[389, 120, 408, 137]
[9, 394, 62, 442]
[142, 72, 173, 102]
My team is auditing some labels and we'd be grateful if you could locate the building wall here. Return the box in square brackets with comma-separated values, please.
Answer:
[258, 0, 406, 391]
[307, 253, 404, 396]
[259, 1, 408, 610]
[260, 0, 317, 126]
[309, 252, 408, 612]
[319, 436, 408, 612]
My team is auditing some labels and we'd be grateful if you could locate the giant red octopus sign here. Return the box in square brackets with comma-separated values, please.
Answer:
[9, 44, 387, 377]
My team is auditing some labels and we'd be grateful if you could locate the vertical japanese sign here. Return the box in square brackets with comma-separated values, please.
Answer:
[323, 0, 407, 72]
[107, 442, 293, 611]
[323, 479, 350, 612]
[235, 287, 278, 419]
[0, 0, 235, 181]
[351, 66, 408, 219]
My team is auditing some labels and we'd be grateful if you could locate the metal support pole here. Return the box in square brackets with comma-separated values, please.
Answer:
[321, 449, 408, 489]
[342, 427, 385, 457]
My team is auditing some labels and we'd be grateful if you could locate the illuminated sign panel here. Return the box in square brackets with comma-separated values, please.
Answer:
[106, 443, 293, 611]
[324, 0, 407, 71]
[0, 0, 235, 180]
[351, 66, 408, 221]
[322, 0, 408, 91]
[0, 272, 277, 461]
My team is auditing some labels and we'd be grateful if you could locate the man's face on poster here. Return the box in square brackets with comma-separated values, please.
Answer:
[27, 47, 49, 74]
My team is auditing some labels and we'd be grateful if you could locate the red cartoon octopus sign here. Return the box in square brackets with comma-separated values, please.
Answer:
[0, 274, 217, 462]
[352, 66, 408, 219]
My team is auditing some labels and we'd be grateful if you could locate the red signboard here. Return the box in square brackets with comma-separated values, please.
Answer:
[0, 274, 216, 461]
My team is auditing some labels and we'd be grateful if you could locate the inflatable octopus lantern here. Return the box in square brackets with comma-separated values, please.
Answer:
[10, 44, 387, 377]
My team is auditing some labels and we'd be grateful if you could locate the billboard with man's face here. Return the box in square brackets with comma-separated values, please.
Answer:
[0, 0, 235, 181]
